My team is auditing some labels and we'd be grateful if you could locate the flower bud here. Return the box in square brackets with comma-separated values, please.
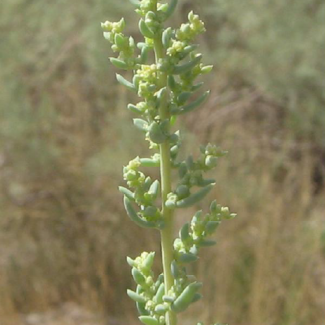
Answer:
[175, 185, 190, 199]
[167, 40, 186, 56]
[143, 206, 158, 218]
[103, 32, 112, 42]
[155, 304, 168, 314]
[188, 11, 205, 34]
[129, 36, 135, 48]
[101, 21, 112, 32]
[165, 200, 176, 209]
[165, 193, 178, 209]
[125, 170, 137, 181]
[221, 207, 230, 218]
[145, 276, 154, 287]
[177, 24, 192, 40]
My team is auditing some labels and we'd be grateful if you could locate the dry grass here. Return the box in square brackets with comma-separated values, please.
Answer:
[185, 86, 325, 325]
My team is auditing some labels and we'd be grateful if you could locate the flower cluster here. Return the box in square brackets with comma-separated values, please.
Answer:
[176, 11, 206, 41]
[165, 144, 228, 209]
[101, 1, 236, 325]
[126, 252, 167, 325]
[173, 200, 236, 264]
[121, 157, 163, 229]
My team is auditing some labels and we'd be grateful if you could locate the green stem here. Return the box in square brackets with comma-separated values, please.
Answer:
[154, 28, 177, 325]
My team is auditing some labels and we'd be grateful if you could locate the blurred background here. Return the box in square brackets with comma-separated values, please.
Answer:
[0, 0, 324, 324]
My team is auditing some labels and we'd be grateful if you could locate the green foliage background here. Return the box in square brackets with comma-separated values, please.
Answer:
[0, 1, 324, 325]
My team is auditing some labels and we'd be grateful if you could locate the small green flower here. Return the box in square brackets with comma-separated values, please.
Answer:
[137, 64, 158, 84]
[176, 12, 205, 41]
[101, 17, 126, 33]
[167, 40, 186, 56]
[137, 0, 157, 16]
[188, 11, 205, 35]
